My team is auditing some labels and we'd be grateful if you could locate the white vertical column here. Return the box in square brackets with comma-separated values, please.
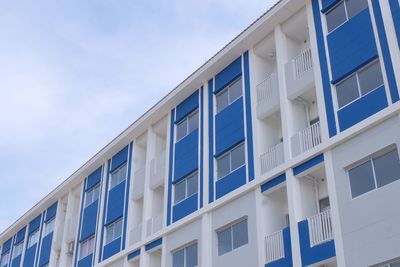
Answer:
[255, 188, 266, 266]
[142, 128, 154, 240]
[201, 213, 212, 267]
[95, 162, 109, 263]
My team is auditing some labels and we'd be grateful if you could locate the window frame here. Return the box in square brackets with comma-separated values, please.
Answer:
[105, 218, 123, 245]
[216, 142, 246, 180]
[12, 241, 24, 259]
[27, 229, 40, 248]
[335, 59, 384, 109]
[109, 163, 127, 190]
[43, 218, 55, 237]
[0, 251, 10, 266]
[326, 0, 369, 33]
[216, 76, 243, 113]
[79, 235, 95, 260]
[173, 172, 198, 205]
[172, 241, 198, 267]
[216, 217, 248, 256]
[175, 109, 199, 142]
[85, 183, 100, 208]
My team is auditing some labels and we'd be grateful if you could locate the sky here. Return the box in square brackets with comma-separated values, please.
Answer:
[0, 0, 279, 233]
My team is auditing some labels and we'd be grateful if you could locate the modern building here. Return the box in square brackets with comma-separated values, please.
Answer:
[1, 0, 400, 266]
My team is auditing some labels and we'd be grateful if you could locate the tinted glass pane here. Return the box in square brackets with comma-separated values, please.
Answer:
[346, 0, 368, 19]
[93, 185, 100, 203]
[217, 154, 230, 179]
[106, 225, 113, 244]
[348, 160, 376, 198]
[186, 243, 198, 267]
[216, 89, 229, 113]
[336, 74, 359, 108]
[217, 228, 232, 256]
[176, 120, 187, 140]
[172, 249, 185, 267]
[85, 190, 93, 207]
[358, 61, 383, 95]
[118, 164, 127, 183]
[186, 173, 198, 197]
[110, 172, 119, 189]
[231, 143, 245, 171]
[115, 220, 122, 239]
[373, 149, 400, 188]
[326, 2, 347, 32]
[229, 77, 242, 103]
[174, 180, 186, 203]
[319, 197, 330, 212]
[232, 219, 248, 249]
[188, 111, 199, 133]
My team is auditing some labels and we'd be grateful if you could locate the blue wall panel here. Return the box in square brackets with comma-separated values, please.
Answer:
[172, 193, 198, 223]
[175, 90, 199, 123]
[167, 110, 175, 226]
[208, 80, 215, 203]
[216, 166, 246, 199]
[173, 129, 199, 182]
[265, 227, 292, 267]
[15, 227, 26, 243]
[105, 182, 125, 225]
[260, 174, 286, 193]
[111, 146, 128, 172]
[327, 8, 377, 83]
[38, 233, 53, 267]
[390, 0, 400, 48]
[22, 245, 36, 267]
[102, 238, 121, 261]
[145, 238, 162, 251]
[127, 249, 140, 261]
[293, 154, 324, 176]
[199, 87, 204, 208]
[298, 220, 336, 266]
[2, 238, 12, 253]
[80, 201, 99, 241]
[122, 142, 133, 250]
[28, 215, 41, 235]
[215, 57, 242, 93]
[86, 167, 102, 191]
[337, 86, 388, 131]
[77, 254, 93, 267]
[11, 256, 21, 267]
[215, 98, 245, 156]
[321, 0, 340, 12]
[45, 202, 57, 222]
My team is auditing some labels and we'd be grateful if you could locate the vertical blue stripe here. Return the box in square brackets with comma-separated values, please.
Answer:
[74, 179, 87, 267]
[167, 109, 175, 226]
[122, 143, 133, 250]
[389, 0, 400, 48]
[98, 160, 111, 262]
[199, 87, 204, 208]
[312, 0, 337, 137]
[92, 165, 103, 266]
[34, 215, 44, 267]
[372, 0, 399, 103]
[208, 79, 214, 203]
[243, 51, 255, 181]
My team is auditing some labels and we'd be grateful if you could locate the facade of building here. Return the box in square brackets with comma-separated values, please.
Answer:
[1, 0, 400, 266]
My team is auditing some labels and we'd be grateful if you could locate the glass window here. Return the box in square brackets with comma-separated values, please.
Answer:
[176, 120, 188, 141]
[231, 143, 245, 171]
[349, 160, 375, 198]
[43, 219, 55, 236]
[85, 184, 100, 207]
[12, 241, 23, 259]
[217, 227, 232, 256]
[217, 143, 246, 180]
[232, 219, 248, 250]
[172, 248, 185, 267]
[319, 197, 331, 212]
[217, 218, 248, 256]
[216, 89, 229, 113]
[326, 2, 347, 32]
[346, 0, 368, 18]
[229, 77, 243, 103]
[28, 230, 39, 248]
[217, 154, 230, 179]
[110, 163, 127, 189]
[373, 149, 400, 188]
[216, 77, 243, 113]
[174, 172, 198, 204]
[106, 219, 123, 244]
[176, 110, 198, 141]
[188, 111, 199, 133]
[0, 251, 10, 266]
[186, 174, 198, 198]
[336, 74, 359, 108]
[172, 242, 198, 267]
[358, 61, 383, 95]
[79, 235, 95, 260]
[174, 180, 186, 204]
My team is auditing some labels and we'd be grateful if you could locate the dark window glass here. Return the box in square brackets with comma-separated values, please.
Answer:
[358, 61, 383, 95]
[176, 120, 187, 141]
[188, 111, 198, 133]
[319, 197, 330, 212]
[186, 243, 198, 267]
[231, 143, 245, 171]
[186, 173, 198, 197]
[217, 154, 230, 179]
[348, 160, 376, 198]
[216, 89, 229, 113]
[217, 227, 232, 256]
[172, 248, 185, 267]
[373, 149, 400, 188]
[336, 74, 359, 108]
[174, 180, 186, 204]
[229, 77, 243, 103]
[346, 0, 368, 19]
[232, 219, 248, 249]
[326, 2, 347, 32]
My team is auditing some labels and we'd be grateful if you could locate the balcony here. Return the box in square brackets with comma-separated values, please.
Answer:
[291, 122, 321, 157]
[146, 213, 163, 237]
[132, 166, 146, 200]
[129, 224, 142, 245]
[264, 227, 292, 266]
[149, 151, 166, 189]
[308, 210, 333, 247]
[260, 142, 284, 175]
[256, 72, 280, 119]
[285, 48, 314, 100]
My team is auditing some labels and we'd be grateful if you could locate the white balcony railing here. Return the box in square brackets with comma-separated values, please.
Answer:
[291, 122, 321, 156]
[132, 166, 146, 200]
[307, 209, 333, 247]
[292, 48, 312, 80]
[146, 213, 163, 237]
[257, 72, 278, 104]
[260, 142, 284, 175]
[129, 224, 142, 245]
[150, 151, 166, 189]
[265, 230, 285, 264]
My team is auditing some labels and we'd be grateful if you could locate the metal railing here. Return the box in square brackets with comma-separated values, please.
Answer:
[150, 151, 166, 188]
[146, 213, 163, 237]
[265, 229, 285, 263]
[292, 47, 312, 80]
[129, 224, 142, 245]
[292, 122, 321, 156]
[260, 142, 284, 175]
[257, 72, 278, 104]
[307, 209, 333, 247]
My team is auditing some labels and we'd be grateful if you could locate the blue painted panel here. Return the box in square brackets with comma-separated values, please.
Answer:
[372, 0, 399, 103]
[175, 90, 199, 123]
[77, 254, 93, 267]
[45, 202, 57, 222]
[2, 238, 12, 253]
[261, 174, 286, 193]
[328, 8, 377, 83]
[199, 87, 204, 208]
[105, 181, 125, 225]
[174, 129, 199, 182]
[111, 146, 128, 172]
[22, 245, 36, 267]
[337, 86, 388, 131]
[265, 227, 293, 267]
[243, 51, 255, 182]
[293, 154, 324, 176]
[38, 233, 53, 267]
[75, 180, 87, 267]
[122, 142, 133, 250]
[215, 57, 242, 93]
[312, 0, 337, 137]
[86, 167, 102, 191]
[208, 79, 215, 203]
[215, 98, 245, 156]
[102, 238, 121, 261]
[390, 0, 400, 48]
[80, 201, 99, 241]
[216, 166, 246, 199]
[11, 255, 21, 267]
[98, 159, 111, 263]
[15, 227, 26, 243]
[172, 193, 198, 223]
[28, 215, 41, 234]
[127, 249, 140, 261]
[298, 220, 335, 266]
[145, 238, 162, 251]
[321, 0, 340, 12]
[167, 110, 175, 226]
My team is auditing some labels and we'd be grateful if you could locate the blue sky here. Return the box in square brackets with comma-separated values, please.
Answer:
[0, 0, 278, 232]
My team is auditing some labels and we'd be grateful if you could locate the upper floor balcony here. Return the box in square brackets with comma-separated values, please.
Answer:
[132, 165, 146, 200]
[264, 227, 292, 267]
[260, 142, 284, 175]
[256, 72, 280, 119]
[149, 150, 166, 189]
[291, 121, 322, 157]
